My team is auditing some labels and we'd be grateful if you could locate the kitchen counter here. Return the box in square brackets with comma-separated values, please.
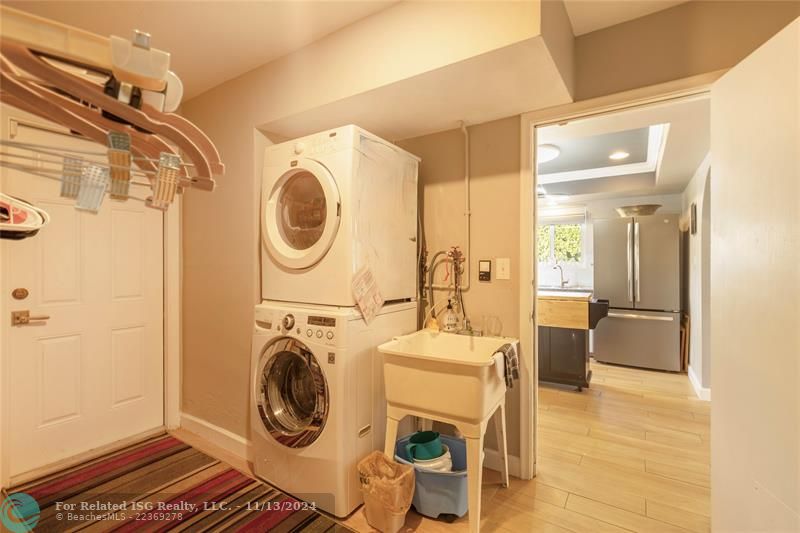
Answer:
[536, 289, 609, 391]
[537, 289, 593, 301]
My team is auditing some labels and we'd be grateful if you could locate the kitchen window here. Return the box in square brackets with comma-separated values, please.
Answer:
[537, 206, 587, 265]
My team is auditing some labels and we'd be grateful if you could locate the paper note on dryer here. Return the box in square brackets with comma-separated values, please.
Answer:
[352, 266, 384, 324]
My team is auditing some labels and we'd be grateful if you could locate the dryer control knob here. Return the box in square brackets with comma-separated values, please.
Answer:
[293, 142, 305, 155]
[282, 314, 295, 330]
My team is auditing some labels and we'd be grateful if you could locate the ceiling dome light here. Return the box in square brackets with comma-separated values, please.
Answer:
[609, 150, 630, 161]
[537, 144, 560, 163]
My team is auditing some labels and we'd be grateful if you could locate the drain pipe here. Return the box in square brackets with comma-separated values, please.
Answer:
[459, 120, 472, 294]
[424, 120, 472, 311]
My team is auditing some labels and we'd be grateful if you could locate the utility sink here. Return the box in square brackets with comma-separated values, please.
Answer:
[379, 330, 516, 425]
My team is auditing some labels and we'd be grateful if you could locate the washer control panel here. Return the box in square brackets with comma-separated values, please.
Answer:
[307, 315, 336, 343]
[254, 305, 343, 347]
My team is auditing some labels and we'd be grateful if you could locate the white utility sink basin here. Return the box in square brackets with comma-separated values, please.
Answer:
[379, 330, 516, 425]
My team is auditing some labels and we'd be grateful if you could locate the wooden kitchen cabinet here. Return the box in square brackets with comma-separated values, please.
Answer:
[536, 290, 608, 390]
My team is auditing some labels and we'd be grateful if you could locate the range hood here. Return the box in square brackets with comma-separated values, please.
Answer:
[615, 204, 662, 217]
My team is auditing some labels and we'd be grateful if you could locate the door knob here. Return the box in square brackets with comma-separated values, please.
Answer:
[11, 310, 50, 326]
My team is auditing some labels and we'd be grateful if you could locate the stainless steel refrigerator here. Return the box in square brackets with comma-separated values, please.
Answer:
[592, 214, 682, 371]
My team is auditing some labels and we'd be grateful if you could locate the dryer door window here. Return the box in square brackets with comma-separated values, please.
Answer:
[279, 172, 327, 250]
[263, 160, 341, 270]
[256, 337, 329, 448]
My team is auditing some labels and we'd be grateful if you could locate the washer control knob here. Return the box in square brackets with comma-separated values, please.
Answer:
[306, 329, 313, 337]
[282, 314, 295, 330]
[293, 142, 305, 155]
[326, 331, 334, 340]
[316, 330, 323, 339]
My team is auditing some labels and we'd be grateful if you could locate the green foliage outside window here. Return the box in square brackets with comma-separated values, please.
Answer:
[554, 224, 582, 262]
[537, 223, 583, 263]
[537, 225, 551, 262]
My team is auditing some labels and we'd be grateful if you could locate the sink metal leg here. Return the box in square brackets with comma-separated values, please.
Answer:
[465, 434, 484, 533]
[494, 402, 509, 488]
[384, 416, 400, 458]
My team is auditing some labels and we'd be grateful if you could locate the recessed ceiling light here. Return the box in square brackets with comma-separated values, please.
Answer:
[537, 144, 560, 163]
[609, 150, 630, 161]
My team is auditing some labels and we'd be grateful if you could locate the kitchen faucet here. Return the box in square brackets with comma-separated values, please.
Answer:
[553, 264, 569, 288]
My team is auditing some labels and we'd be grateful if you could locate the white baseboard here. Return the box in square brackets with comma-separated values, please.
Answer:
[180, 412, 251, 461]
[179, 413, 524, 480]
[688, 366, 711, 401]
[484, 448, 522, 478]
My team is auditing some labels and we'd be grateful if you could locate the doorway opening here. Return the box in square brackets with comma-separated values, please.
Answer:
[529, 94, 713, 521]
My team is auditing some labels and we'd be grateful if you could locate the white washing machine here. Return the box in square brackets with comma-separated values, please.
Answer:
[250, 300, 417, 517]
[261, 125, 419, 306]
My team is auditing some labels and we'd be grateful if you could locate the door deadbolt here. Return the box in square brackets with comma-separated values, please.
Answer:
[11, 288, 28, 300]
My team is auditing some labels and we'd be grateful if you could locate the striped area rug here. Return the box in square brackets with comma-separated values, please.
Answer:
[7, 434, 352, 532]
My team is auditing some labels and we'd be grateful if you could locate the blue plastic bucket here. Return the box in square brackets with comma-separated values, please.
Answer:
[394, 434, 468, 518]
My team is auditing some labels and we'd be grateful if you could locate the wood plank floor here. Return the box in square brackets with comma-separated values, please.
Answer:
[179, 359, 710, 533]
[345, 360, 710, 533]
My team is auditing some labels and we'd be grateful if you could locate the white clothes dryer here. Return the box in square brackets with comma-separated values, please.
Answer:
[250, 300, 417, 517]
[260, 125, 419, 306]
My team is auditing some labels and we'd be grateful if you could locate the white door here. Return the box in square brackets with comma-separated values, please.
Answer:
[710, 18, 799, 532]
[1, 112, 164, 479]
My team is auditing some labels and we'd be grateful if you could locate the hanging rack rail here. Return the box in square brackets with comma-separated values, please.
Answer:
[0, 5, 169, 92]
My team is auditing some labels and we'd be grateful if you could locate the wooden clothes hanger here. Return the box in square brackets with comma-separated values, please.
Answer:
[0, 5, 224, 202]
[0, 56, 161, 176]
[2, 43, 218, 189]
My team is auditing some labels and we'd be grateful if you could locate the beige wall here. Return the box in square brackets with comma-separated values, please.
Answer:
[397, 117, 522, 456]
[710, 19, 799, 530]
[540, 0, 575, 98]
[681, 154, 711, 391]
[574, 1, 800, 100]
[188, 1, 541, 132]
[179, 114, 267, 436]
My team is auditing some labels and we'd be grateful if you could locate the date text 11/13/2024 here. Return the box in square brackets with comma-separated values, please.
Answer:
[207, 500, 318, 512]
[53, 499, 317, 514]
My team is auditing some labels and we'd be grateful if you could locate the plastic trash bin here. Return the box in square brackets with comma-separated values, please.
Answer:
[358, 451, 415, 533]
[394, 434, 469, 518]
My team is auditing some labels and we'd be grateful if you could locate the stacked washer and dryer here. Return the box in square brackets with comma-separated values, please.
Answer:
[251, 125, 420, 517]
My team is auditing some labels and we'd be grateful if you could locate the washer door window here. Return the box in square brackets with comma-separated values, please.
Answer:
[257, 338, 329, 448]
[264, 160, 341, 270]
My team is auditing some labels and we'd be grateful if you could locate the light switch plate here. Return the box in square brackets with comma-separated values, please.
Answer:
[496, 258, 511, 280]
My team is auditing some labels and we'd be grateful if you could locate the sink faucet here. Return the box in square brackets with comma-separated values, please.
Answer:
[457, 317, 482, 336]
[553, 264, 569, 288]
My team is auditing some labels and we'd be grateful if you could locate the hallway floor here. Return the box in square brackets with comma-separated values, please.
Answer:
[345, 360, 710, 532]
[497, 360, 710, 533]
[179, 360, 710, 532]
